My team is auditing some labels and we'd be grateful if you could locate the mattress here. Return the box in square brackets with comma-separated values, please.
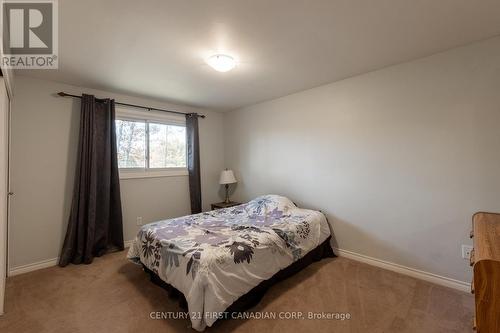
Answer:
[127, 194, 332, 331]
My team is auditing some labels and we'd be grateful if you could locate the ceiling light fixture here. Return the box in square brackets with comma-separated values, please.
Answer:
[206, 54, 236, 72]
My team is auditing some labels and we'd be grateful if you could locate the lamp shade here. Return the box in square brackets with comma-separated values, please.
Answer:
[219, 169, 237, 185]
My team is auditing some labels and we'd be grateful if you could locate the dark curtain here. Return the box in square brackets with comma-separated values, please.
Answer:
[186, 113, 202, 213]
[59, 94, 124, 267]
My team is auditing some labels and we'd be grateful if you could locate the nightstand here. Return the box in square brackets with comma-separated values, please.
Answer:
[211, 201, 242, 210]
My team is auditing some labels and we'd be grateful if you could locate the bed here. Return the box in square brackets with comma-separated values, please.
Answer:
[127, 194, 333, 331]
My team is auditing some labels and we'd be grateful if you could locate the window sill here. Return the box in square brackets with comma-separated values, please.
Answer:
[119, 169, 188, 179]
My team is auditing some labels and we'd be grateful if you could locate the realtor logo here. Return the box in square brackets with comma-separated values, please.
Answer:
[1, 0, 58, 68]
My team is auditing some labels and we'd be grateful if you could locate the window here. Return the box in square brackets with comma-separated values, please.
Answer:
[115, 108, 187, 178]
[149, 122, 186, 168]
[116, 119, 146, 168]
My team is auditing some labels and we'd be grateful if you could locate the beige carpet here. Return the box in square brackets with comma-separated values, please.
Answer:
[0, 251, 473, 333]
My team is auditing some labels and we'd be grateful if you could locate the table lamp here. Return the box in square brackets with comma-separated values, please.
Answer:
[219, 169, 237, 203]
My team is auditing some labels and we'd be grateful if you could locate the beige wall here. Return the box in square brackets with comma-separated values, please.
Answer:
[9, 76, 225, 268]
[224, 37, 500, 283]
[9, 37, 500, 282]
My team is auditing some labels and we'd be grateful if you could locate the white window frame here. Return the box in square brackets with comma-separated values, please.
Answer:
[115, 107, 188, 179]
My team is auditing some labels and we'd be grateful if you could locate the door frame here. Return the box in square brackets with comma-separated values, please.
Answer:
[0, 76, 10, 315]
[0, 34, 13, 315]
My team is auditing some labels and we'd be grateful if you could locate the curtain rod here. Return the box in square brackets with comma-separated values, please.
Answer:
[56, 92, 206, 118]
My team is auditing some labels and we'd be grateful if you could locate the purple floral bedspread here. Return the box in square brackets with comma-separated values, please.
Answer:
[127, 194, 331, 331]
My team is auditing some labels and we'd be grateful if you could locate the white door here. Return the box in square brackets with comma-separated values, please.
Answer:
[0, 77, 9, 315]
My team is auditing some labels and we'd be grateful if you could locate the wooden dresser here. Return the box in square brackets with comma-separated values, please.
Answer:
[470, 212, 500, 332]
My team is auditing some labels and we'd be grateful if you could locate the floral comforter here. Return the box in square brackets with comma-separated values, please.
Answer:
[127, 195, 331, 331]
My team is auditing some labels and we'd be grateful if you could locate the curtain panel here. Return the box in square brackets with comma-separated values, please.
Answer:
[59, 94, 124, 266]
[186, 113, 202, 213]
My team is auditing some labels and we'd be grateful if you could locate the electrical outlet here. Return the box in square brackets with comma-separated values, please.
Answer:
[136, 216, 143, 226]
[462, 245, 473, 260]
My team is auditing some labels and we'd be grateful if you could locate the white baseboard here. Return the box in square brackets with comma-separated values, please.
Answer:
[8, 241, 469, 293]
[8, 240, 135, 277]
[8, 257, 59, 277]
[335, 248, 471, 293]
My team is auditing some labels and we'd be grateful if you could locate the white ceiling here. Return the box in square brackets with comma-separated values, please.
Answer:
[19, 0, 500, 111]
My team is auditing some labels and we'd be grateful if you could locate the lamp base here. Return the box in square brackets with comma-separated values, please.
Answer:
[224, 184, 230, 203]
